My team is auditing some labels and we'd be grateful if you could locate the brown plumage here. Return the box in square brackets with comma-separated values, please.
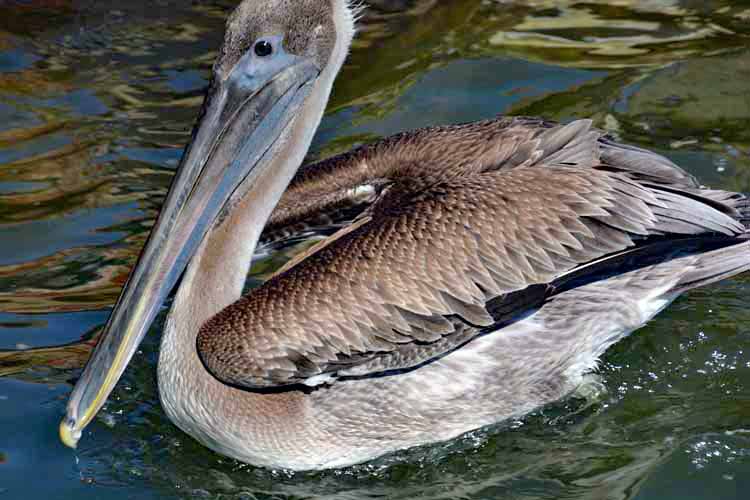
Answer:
[197, 117, 749, 389]
[261, 117, 699, 244]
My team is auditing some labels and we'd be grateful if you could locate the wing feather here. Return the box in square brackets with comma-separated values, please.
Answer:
[197, 161, 747, 389]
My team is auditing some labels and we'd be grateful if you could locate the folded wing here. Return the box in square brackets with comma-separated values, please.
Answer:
[197, 120, 749, 389]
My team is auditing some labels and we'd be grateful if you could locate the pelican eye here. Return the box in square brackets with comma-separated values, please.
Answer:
[254, 40, 273, 57]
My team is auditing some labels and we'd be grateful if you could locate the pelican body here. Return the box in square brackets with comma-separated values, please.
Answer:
[60, 0, 750, 470]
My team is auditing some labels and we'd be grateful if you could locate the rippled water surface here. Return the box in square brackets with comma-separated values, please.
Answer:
[1, 1, 749, 498]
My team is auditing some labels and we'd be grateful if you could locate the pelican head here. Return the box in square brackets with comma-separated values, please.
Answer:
[60, 0, 356, 448]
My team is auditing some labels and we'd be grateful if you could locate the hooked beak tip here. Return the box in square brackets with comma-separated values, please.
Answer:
[59, 418, 81, 449]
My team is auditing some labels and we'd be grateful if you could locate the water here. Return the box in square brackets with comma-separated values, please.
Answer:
[1, 0, 749, 498]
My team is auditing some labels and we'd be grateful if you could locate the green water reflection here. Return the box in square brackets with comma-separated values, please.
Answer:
[0, 0, 748, 498]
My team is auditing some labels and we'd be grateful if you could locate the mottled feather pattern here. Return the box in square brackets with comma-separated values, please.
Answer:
[197, 117, 750, 389]
[265, 116, 562, 232]
[263, 117, 697, 243]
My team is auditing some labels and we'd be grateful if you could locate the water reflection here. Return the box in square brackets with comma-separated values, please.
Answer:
[0, 0, 748, 499]
[487, 0, 747, 67]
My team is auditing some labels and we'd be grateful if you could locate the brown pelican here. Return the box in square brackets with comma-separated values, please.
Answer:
[60, 0, 750, 470]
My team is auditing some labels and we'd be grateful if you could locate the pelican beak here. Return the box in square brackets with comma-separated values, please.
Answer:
[59, 44, 320, 448]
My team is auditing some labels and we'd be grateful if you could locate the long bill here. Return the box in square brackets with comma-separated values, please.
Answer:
[59, 48, 320, 448]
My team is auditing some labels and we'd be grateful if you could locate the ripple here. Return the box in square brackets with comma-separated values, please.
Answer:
[0, 1, 749, 499]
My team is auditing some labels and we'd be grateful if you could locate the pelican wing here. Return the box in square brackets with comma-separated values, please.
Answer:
[197, 156, 747, 389]
[263, 117, 700, 245]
